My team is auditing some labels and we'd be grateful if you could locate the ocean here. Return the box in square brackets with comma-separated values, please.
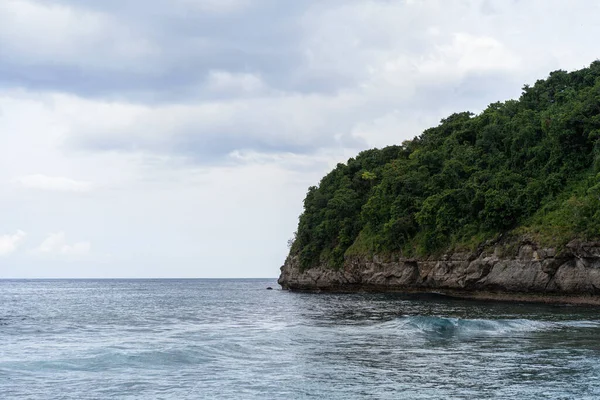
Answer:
[2, 279, 600, 399]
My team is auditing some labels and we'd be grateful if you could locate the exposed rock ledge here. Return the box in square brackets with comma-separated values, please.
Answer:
[278, 240, 600, 305]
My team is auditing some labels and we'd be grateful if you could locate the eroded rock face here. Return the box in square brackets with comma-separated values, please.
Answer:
[277, 240, 600, 304]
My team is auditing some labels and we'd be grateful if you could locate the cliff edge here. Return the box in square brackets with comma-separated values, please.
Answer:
[278, 240, 600, 304]
[279, 63, 600, 305]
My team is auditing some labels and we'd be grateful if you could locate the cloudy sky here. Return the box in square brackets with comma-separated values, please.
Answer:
[1, 0, 599, 278]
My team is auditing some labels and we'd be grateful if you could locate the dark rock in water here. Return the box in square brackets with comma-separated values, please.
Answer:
[266, 287, 273, 290]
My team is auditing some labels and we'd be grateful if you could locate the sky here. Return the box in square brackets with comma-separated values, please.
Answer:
[1, 0, 599, 278]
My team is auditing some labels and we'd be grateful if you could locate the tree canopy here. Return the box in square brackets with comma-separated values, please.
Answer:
[290, 62, 600, 270]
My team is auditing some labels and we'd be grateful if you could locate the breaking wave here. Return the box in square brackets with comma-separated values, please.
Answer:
[380, 315, 551, 337]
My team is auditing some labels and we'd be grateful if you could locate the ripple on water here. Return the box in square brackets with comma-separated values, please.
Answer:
[2, 279, 600, 399]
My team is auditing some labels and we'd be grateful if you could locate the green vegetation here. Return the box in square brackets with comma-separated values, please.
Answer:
[290, 62, 600, 270]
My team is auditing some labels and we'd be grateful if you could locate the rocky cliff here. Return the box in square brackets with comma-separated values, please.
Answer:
[278, 239, 600, 305]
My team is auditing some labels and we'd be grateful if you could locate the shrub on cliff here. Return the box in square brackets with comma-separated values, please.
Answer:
[291, 61, 600, 270]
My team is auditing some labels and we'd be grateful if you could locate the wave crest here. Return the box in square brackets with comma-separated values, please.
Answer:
[384, 316, 550, 336]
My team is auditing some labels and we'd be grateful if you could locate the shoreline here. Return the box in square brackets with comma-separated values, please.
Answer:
[278, 239, 600, 306]
[283, 286, 600, 306]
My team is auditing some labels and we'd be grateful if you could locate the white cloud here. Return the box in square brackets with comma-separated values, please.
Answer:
[0, 230, 27, 256]
[3, 0, 600, 279]
[301, 0, 599, 93]
[175, 0, 249, 14]
[0, 90, 150, 192]
[415, 33, 520, 82]
[351, 109, 441, 149]
[0, 0, 158, 71]
[37, 232, 91, 256]
[15, 174, 92, 192]
[206, 71, 266, 94]
[23, 90, 367, 160]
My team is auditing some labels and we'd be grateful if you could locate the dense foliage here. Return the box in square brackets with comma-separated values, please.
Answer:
[290, 62, 600, 270]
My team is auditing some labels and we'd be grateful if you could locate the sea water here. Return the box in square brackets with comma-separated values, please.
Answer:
[2, 279, 600, 399]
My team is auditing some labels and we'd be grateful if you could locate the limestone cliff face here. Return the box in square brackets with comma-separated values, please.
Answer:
[278, 240, 600, 305]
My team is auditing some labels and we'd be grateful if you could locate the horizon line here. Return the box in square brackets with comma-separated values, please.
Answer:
[0, 277, 279, 280]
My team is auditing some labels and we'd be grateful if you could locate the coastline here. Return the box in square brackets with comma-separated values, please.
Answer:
[278, 239, 600, 306]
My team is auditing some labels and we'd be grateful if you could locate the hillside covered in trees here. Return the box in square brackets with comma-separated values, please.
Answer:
[290, 62, 600, 271]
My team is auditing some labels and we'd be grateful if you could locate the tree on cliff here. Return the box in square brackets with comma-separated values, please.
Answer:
[290, 61, 600, 270]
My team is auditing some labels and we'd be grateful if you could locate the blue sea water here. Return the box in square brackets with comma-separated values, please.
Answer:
[2, 279, 600, 399]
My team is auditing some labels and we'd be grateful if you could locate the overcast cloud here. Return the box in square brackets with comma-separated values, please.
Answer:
[1, 0, 599, 278]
